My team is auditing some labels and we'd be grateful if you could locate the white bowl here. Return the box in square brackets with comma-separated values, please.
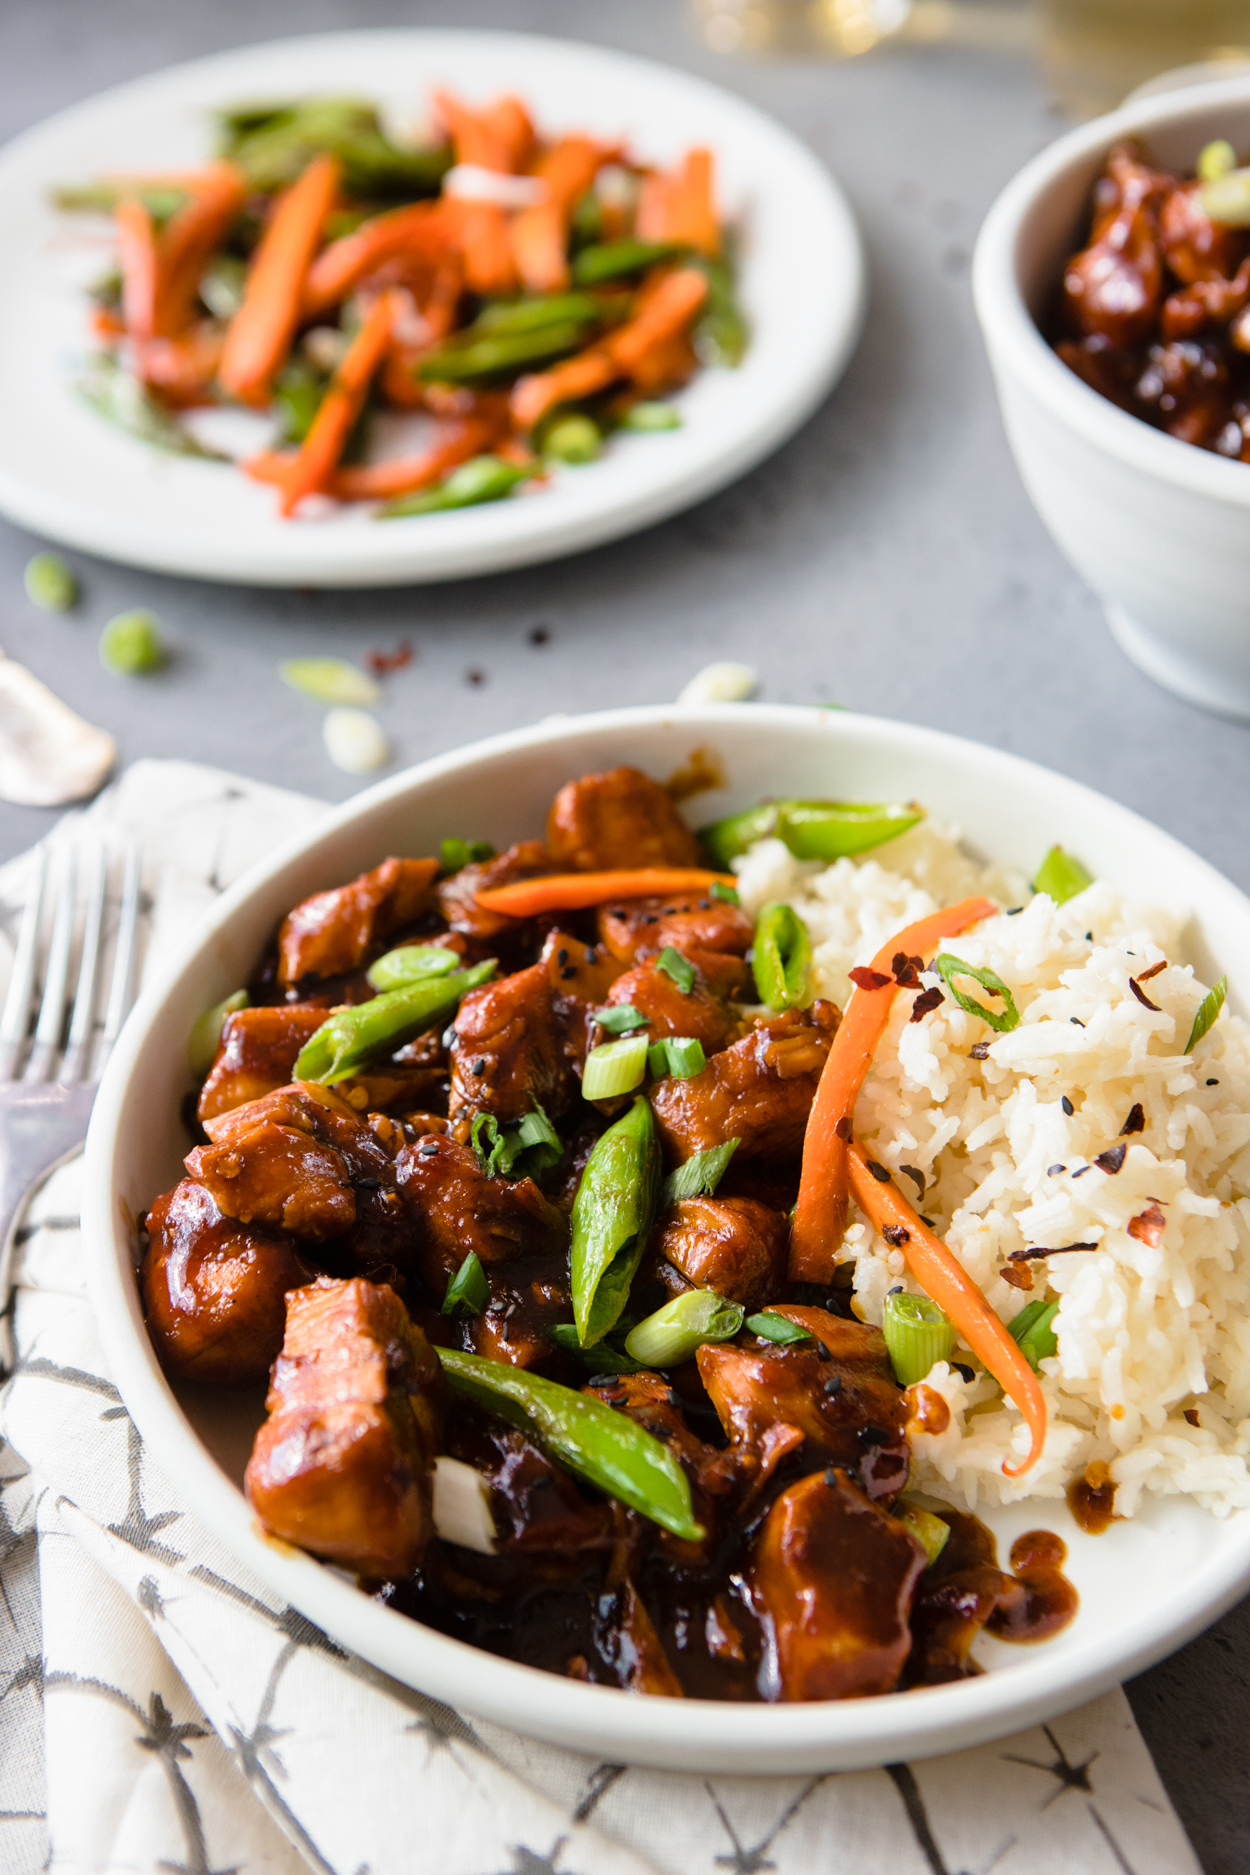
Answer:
[973, 78, 1250, 721]
[83, 703, 1250, 1771]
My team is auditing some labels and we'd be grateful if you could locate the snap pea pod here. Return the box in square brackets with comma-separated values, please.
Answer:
[418, 320, 592, 383]
[53, 183, 189, 222]
[437, 1347, 703, 1540]
[693, 251, 748, 369]
[570, 1095, 661, 1347]
[570, 239, 684, 284]
[217, 98, 450, 196]
[751, 901, 812, 1010]
[700, 798, 926, 868]
[378, 456, 532, 520]
[475, 292, 618, 335]
[293, 959, 495, 1084]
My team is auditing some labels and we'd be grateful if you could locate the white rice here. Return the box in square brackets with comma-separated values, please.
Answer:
[734, 820, 1250, 1519]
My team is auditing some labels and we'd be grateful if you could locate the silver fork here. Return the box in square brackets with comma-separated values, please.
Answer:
[0, 836, 142, 1369]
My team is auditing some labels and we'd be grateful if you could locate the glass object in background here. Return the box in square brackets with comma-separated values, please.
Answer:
[1039, 0, 1250, 116]
[692, 0, 910, 55]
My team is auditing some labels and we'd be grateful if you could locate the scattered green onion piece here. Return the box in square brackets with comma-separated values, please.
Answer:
[442, 1250, 489, 1317]
[570, 239, 684, 285]
[593, 1004, 648, 1034]
[662, 1139, 740, 1208]
[933, 954, 1020, 1034]
[1033, 845, 1094, 905]
[367, 945, 460, 990]
[709, 880, 739, 905]
[648, 1035, 707, 1080]
[378, 456, 531, 519]
[471, 1103, 562, 1180]
[546, 1322, 642, 1373]
[624, 1289, 744, 1368]
[1198, 138, 1237, 183]
[655, 946, 695, 994]
[700, 798, 925, 869]
[582, 1032, 650, 1100]
[24, 552, 78, 613]
[437, 1347, 702, 1539]
[1186, 976, 1228, 1053]
[544, 414, 601, 463]
[570, 1095, 660, 1346]
[1008, 1298, 1060, 1372]
[294, 959, 495, 1085]
[100, 610, 164, 675]
[622, 401, 682, 432]
[440, 836, 495, 873]
[280, 657, 381, 707]
[1199, 163, 1250, 226]
[895, 1502, 951, 1567]
[187, 988, 248, 1076]
[751, 901, 812, 1011]
[882, 1291, 956, 1387]
[744, 1309, 813, 1346]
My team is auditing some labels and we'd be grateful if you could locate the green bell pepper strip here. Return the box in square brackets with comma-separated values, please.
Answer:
[895, 1502, 951, 1567]
[1033, 846, 1093, 905]
[437, 1347, 704, 1540]
[700, 798, 926, 868]
[366, 944, 461, 990]
[751, 901, 812, 1010]
[293, 959, 495, 1085]
[570, 1095, 661, 1346]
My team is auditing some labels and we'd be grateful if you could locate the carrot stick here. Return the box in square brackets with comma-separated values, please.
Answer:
[302, 202, 443, 317]
[635, 170, 676, 245]
[154, 161, 246, 336]
[435, 90, 533, 173]
[218, 152, 340, 407]
[474, 867, 736, 917]
[607, 267, 708, 372]
[114, 196, 158, 342]
[276, 292, 396, 515]
[328, 414, 502, 500]
[789, 896, 998, 1283]
[510, 347, 617, 432]
[509, 201, 568, 294]
[139, 324, 226, 404]
[846, 1144, 1046, 1477]
[668, 149, 720, 257]
[446, 199, 517, 296]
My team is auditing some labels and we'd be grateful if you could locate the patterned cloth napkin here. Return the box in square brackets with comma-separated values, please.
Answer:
[0, 759, 1203, 1875]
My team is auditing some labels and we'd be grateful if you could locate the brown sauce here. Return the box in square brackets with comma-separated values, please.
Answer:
[905, 1511, 1078, 1685]
[1068, 1463, 1119, 1534]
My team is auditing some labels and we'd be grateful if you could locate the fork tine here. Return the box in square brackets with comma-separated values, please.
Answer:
[99, 839, 141, 1068]
[61, 840, 107, 1085]
[0, 845, 49, 1080]
[24, 843, 77, 1083]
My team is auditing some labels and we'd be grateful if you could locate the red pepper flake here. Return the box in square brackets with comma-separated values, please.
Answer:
[882, 1224, 911, 1247]
[1002, 1262, 1034, 1290]
[1127, 1203, 1165, 1247]
[363, 642, 414, 677]
[910, 986, 944, 1022]
[970, 1041, 990, 1060]
[892, 951, 924, 988]
[1130, 977, 1161, 1012]
[834, 1116, 853, 1141]
[867, 1159, 891, 1182]
[1120, 1102, 1145, 1136]
[1137, 959, 1167, 983]
[849, 966, 892, 992]
[1095, 1143, 1127, 1174]
[900, 1164, 926, 1194]
[1184, 1408, 1201, 1428]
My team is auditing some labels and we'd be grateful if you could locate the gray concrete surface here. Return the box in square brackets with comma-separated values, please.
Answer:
[0, 2, 1246, 1868]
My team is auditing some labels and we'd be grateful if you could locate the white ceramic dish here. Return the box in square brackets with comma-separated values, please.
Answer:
[0, 31, 863, 589]
[83, 703, 1250, 1770]
[973, 78, 1250, 721]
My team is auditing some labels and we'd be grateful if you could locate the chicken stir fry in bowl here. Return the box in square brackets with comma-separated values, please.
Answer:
[141, 763, 1077, 1701]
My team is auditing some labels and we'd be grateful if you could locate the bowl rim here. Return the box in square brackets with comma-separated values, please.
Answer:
[81, 701, 1250, 1769]
[972, 73, 1250, 507]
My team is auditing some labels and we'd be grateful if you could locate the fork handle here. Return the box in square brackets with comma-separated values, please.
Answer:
[0, 1082, 99, 1373]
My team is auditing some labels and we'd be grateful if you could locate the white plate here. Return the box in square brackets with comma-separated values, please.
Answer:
[83, 704, 1250, 1771]
[0, 31, 863, 588]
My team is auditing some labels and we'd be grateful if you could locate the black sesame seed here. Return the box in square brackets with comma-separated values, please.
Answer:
[1062, 1096, 1074, 1116]
[561, 966, 578, 980]
[585, 946, 598, 963]
[471, 1059, 486, 1076]
[1006, 906, 1023, 916]
[1047, 1163, 1066, 1176]
[1120, 1102, 1145, 1136]
[815, 1342, 833, 1362]
[888, 1284, 904, 1295]
[442, 1025, 458, 1049]
[356, 1176, 381, 1189]
[698, 899, 711, 910]
[1072, 1165, 1090, 1178]
[823, 1467, 838, 1487]
[1086, 932, 1093, 942]
[953, 1363, 975, 1383]
[1070, 1017, 1086, 1027]
[557, 948, 569, 966]
[835, 1117, 853, 1141]
[418, 1140, 439, 1156]
[920, 1215, 937, 1228]
[588, 1374, 621, 1389]
[644, 914, 658, 924]
[823, 1374, 843, 1396]
[1207, 1078, 1219, 1086]
[860, 1423, 888, 1446]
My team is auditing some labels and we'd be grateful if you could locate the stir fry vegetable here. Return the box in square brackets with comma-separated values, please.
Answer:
[293, 958, 495, 1083]
[751, 901, 812, 1010]
[570, 1096, 661, 1345]
[883, 1290, 956, 1387]
[701, 798, 925, 869]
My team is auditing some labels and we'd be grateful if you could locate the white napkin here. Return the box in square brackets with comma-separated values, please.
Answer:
[0, 759, 1203, 1875]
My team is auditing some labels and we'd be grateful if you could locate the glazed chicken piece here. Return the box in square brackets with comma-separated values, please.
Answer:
[541, 927, 626, 1067]
[142, 1179, 313, 1386]
[654, 1195, 787, 1309]
[606, 955, 739, 1053]
[1062, 141, 1169, 347]
[547, 764, 702, 872]
[696, 1308, 909, 1502]
[277, 856, 438, 986]
[1133, 337, 1233, 447]
[447, 960, 575, 1128]
[584, 1372, 733, 1563]
[197, 1003, 329, 1122]
[651, 1002, 839, 1163]
[752, 1468, 926, 1701]
[246, 1277, 444, 1577]
[598, 894, 753, 970]
[437, 840, 554, 944]
[1160, 179, 1247, 287]
[395, 1131, 568, 1291]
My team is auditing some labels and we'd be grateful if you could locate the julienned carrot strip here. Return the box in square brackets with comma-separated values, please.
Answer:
[789, 896, 998, 1283]
[511, 348, 617, 431]
[435, 90, 533, 173]
[115, 196, 158, 342]
[474, 868, 736, 917]
[668, 149, 720, 257]
[328, 414, 502, 500]
[510, 201, 569, 294]
[139, 325, 225, 404]
[277, 292, 397, 514]
[302, 202, 443, 317]
[846, 1144, 1045, 1477]
[446, 200, 517, 297]
[219, 152, 340, 407]
[154, 162, 247, 337]
[510, 268, 708, 431]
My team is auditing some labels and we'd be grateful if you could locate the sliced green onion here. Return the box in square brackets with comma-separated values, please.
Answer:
[1186, 975, 1228, 1053]
[648, 1035, 707, 1080]
[1033, 845, 1094, 905]
[1008, 1298, 1059, 1371]
[752, 901, 812, 1010]
[933, 954, 1020, 1034]
[700, 798, 925, 869]
[437, 1346, 702, 1540]
[440, 836, 495, 873]
[100, 610, 164, 675]
[624, 1289, 744, 1368]
[294, 960, 495, 1084]
[280, 657, 381, 707]
[570, 1095, 660, 1346]
[1198, 138, 1237, 183]
[593, 1004, 648, 1034]
[662, 1139, 739, 1207]
[442, 1250, 489, 1317]
[882, 1291, 956, 1386]
[570, 238, 684, 284]
[546, 1322, 642, 1373]
[24, 552, 78, 613]
[378, 456, 531, 519]
[582, 1032, 650, 1100]
[471, 1102, 562, 1180]
[622, 401, 682, 432]
[895, 1501, 951, 1567]
[367, 944, 460, 989]
[187, 988, 248, 1076]
[710, 880, 739, 905]
[656, 946, 695, 993]
[744, 1309, 813, 1346]
[544, 414, 601, 463]
[1199, 164, 1250, 225]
